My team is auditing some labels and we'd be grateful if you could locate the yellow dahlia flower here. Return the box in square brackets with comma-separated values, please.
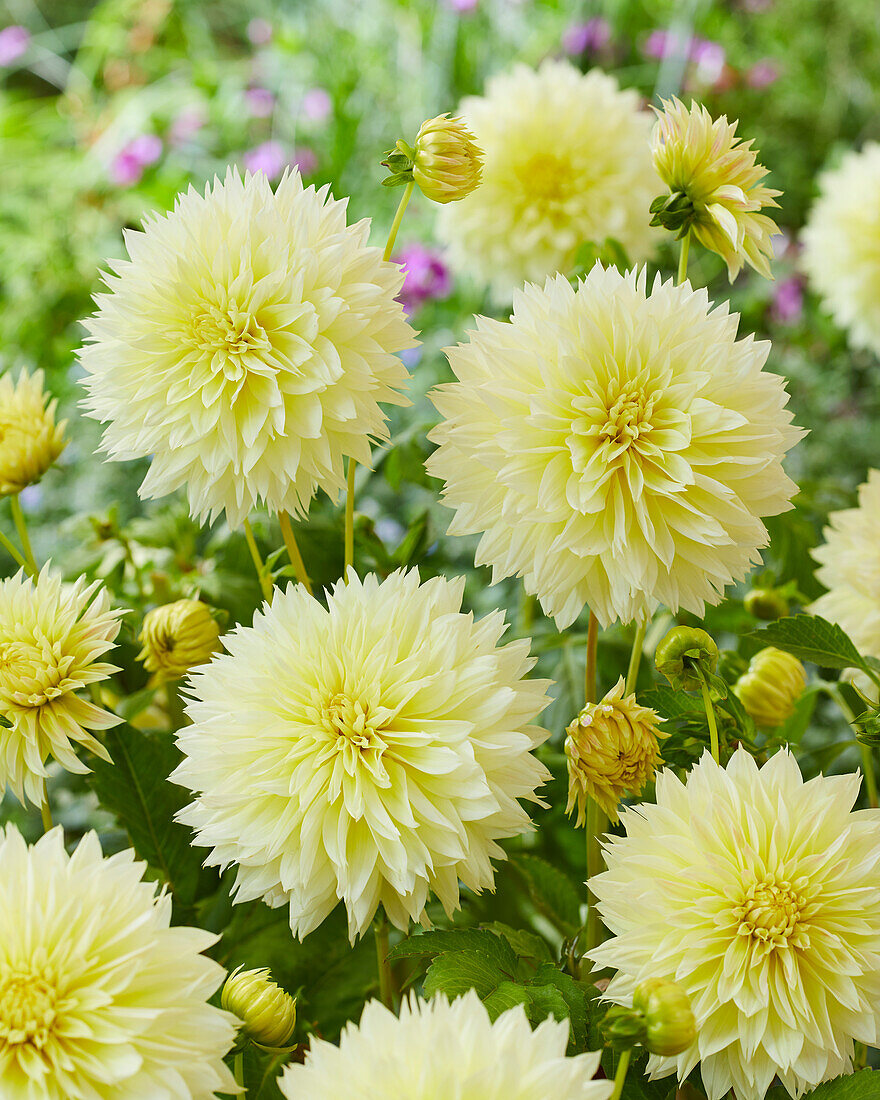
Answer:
[221, 966, 297, 1049]
[652, 98, 781, 281]
[436, 60, 660, 297]
[0, 825, 237, 1099]
[590, 748, 880, 1100]
[0, 566, 122, 807]
[0, 369, 66, 496]
[734, 647, 806, 728]
[279, 990, 613, 1100]
[412, 114, 483, 204]
[802, 144, 880, 357]
[173, 569, 551, 940]
[138, 598, 220, 682]
[565, 676, 665, 823]
[79, 168, 416, 527]
[428, 265, 802, 628]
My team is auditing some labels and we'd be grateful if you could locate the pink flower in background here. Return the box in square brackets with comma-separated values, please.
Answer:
[247, 18, 272, 45]
[444, 0, 478, 12]
[747, 59, 780, 88]
[771, 277, 804, 325]
[397, 244, 452, 315]
[563, 17, 611, 55]
[302, 86, 332, 122]
[690, 38, 726, 84]
[243, 140, 287, 180]
[292, 146, 318, 175]
[643, 29, 688, 60]
[169, 106, 206, 147]
[245, 87, 275, 117]
[0, 25, 30, 66]
[110, 134, 163, 186]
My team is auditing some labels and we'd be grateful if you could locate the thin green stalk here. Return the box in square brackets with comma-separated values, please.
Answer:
[677, 231, 691, 286]
[165, 680, 187, 730]
[585, 611, 599, 706]
[0, 526, 29, 573]
[519, 591, 536, 635]
[624, 621, 647, 696]
[234, 1050, 245, 1092]
[831, 686, 878, 807]
[584, 797, 606, 964]
[700, 676, 720, 763]
[279, 512, 314, 596]
[243, 518, 274, 605]
[374, 916, 394, 1009]
[344, 458, 356, 580]
[382, 180, 415, 262]
[610, 1049, 632, 1100]
[41, 782, 53, 834]
[11, 495, 38, 575]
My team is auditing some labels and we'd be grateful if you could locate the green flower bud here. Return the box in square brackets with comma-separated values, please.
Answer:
[599, 1003, 648, 1052]
[412, 114, 483, 204]
[744, 588, 790, 620]
[633, 978, 696, 1056]
[734, 648, 806, 728]
[138, 598, 221, 683]
[654, 626, 718, 691]
[221, 966, 297, 1049]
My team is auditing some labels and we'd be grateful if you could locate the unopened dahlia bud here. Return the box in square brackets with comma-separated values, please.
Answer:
[412, 114, 483, 203]
[0, 369, 66, 496]
[600, 1003, 647, 1051]
[734, 647, 806, 728]
[221, 966, 297, 1049]
[633, 978, 696, 1056]
[138, 598, 220, 682]
[655, 626, 718, 691]
[565, 676, 665, 823]
[744, 587, 789, 620]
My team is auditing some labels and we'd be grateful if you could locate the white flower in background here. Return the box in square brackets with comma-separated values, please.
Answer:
[436, 60, 660, 297]
[173, 569, 551, 940]
[0, 566, 122, 807]
[279, 990, 613, 1100]
[0, 825, 237, 1098]
[427, 265, 802, 628]
[79, 168, 416, 527]
[590, 749, 880, 1100]
[802, 143, 880, 358]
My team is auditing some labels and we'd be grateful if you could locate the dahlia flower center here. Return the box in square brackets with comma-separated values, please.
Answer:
[320, 693, 389, 781]
[518, 153, 573, 209]
[192, 303, 272, 382]
[0, 970, 57, 1049]
[0, 639, 74, 707]
[599, 388, 656, 447]
[734, 876, 807, 948]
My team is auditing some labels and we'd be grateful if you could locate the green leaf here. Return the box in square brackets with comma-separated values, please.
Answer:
[482, 922, 554, 963]
[241, 1043, 289, 1099]
[511, 855, 582, 935]
[529, 965, 595, 1051]
[387, 928, 518, 973]
[423, 949, 511, 999]
[746, 615, 869, 672]
[802, 1070, 880, 1100]
[482, 981, 533, 1020]
[640, 686, 705, 721]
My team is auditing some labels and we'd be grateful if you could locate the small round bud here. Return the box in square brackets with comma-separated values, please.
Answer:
[412, 114, 483, 204]
[138, 598, 220, 682]
[734, 647, 806, 728]
[221, 966, 297, 1049]
[0, 369, 66, 496]
[744, 587, 789, 620]
[600, 1003, 647, 1052]
[654, 626, 718, 691]
[633, 978, 696, 1056]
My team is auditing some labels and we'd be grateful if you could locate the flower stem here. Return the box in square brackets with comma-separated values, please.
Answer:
[243, 518, 274, 605]
[699, 675, 720, 763]
[11, 494, 38, 576]
[0, 526, 29, 573]
[610, 1048, 632, 1100]
[831, 686, 878, 807]
[165, 680, 187, 730]
[279, 512, 314, 596]
[585, 611, 599, 706]
[41, 782, 53, 834]
[344, 458, 356, 581]
[624, 621, 647, 696]
[234, 1050, 245, 1092]
[383, 180, 415, 262]
[584, 797, 606, 966]
[374, 915, 394, 1009]
[677, 232, 691, 286]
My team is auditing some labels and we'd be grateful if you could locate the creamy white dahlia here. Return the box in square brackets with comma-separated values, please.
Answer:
[802, 143, 880, 357]
[279, 991, 613, 1100]
[436, 60, 660, 297]
[590, 749, 880, 1100]
[0, 825, 237, 1099]
[428, 265, 802, 628]
[173, 569, 551, 940]
[79, 168, 415, 526]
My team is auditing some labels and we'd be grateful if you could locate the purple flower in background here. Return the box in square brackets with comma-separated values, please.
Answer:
[747, 59, 780, 88]
[643, 28, 688, 60]
[292, 146, 318, 175]
[444, 0, 478, 12]
[397, 244, 452, 315]
[247, 18, 273, 45]
[0, 25, 30, 66]
[563, 17, 611, 56]
[110, 134, 163, 187]
[690, 38, 726, 84]
[169, 106, 206, 147]
[245, 87, 275, 117]
[771, 277, 804, 326]
[243, 140, 287, 180]
[302, 87, 332, 122]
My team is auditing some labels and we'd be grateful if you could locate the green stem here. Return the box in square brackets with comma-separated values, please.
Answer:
[243, 519, 274, 605]
[41, 782, 53, 834]
[700, 676, 720, 763]
[344, 458, 356, 581]
[519, 591, 536, 635]
[165, 680, 187, 730]
[383, 181, 415, 262]
[0, 526, 29, 573]
[279, 512, 314, 597]
[610, 1049, 632, 1100]
[585, 611, 599, 706]
[832, 686, 878, 807]
[677, 232, 691, 286]
[624, 621, 647, 696]
[11, 495, 38, 576]
[584, 797, 606, 965]
[234, 1050, 245, 1092]
[374, 915, 394, 1009]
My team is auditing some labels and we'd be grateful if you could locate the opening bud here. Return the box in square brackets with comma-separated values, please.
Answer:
[744, 587, 790, 620]
[221, 966, 297, 1050]
[734, 647, 806, 728]
[0, 369, 67, 497]
[382, 114, 483, 204]
[138, 598, 221, 683]
[654, 626, 718, 692]
[633, 978, 696, 1056]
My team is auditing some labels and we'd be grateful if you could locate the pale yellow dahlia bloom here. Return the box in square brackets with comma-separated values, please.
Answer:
[428, 266, 802, 629]
[652, 98, 781, 281]
[0, 369, 66, 496]
[0, 825, 237, 1099]
[802, 144, 880, 357]
[590, 748, 880, 1100]
[279, 990, 613, 1100]
[436, 60, 660, 297]
[79, 168, 416, 527]
[0, 566, 122, 807]
[173, 569, 551, 940]
[565, 676, 665, 823]
[138, 598, 221, 682]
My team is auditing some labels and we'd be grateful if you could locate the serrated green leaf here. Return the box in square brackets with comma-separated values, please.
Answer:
[511, 855, 582, 935]
[423, 948, 511, 999]
[482, 922, 554, 963]
[522, 981, 570, 1029]
[747, 615, 869, 672]
[242, 1043, 289, 1099]
[529, 964, 595, 1052]
[640, 686, 705, 720]
[802, 1070, 880, 1100]
[482, 981, 532, 1020]
[388, 928, 518, 974]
